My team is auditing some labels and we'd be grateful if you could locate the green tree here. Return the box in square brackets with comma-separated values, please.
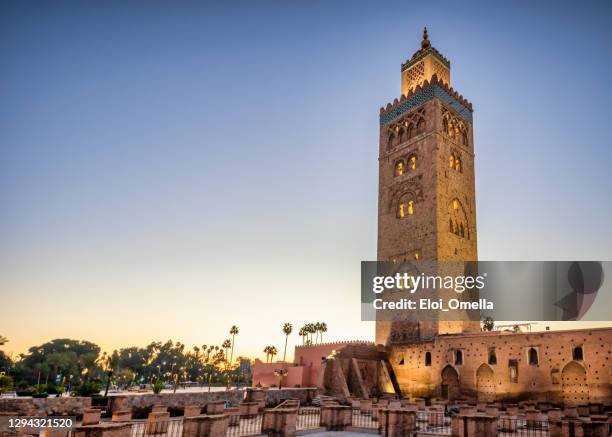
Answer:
[0, 375, 13, 393]
[282, 323, 292, 361]
[481, 317, 495, 332]
[100, 350, 119, 397]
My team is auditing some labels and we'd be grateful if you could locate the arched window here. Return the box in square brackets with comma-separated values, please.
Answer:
[573, 346, 583, 361]
[449, 155, 454, 169]
[528, 348, 538, 366]
[414, 251, 421, 260]
[455, 157, 462, 172]
[398, 194, 415, 219]
[449, 219, 454, 232]
[416, 118, 425, 134]
[460, 223, 465, 238]
[488, 348, 497, 365]
[455, 350, 463, 365]
[425, 351, 432, 366]
[409, 155, 416, 170]
[395, 160, 404, 176]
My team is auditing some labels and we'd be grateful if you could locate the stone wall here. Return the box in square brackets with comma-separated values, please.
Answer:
[390, 327, 612, 405]
[0, 396, 92, 417]
[0, 388, 316, 417]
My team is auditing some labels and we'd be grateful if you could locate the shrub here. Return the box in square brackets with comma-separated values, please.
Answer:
[72, 382, 102, 397]
[152, 380, 164, 394]
[0, 375, 13, 393]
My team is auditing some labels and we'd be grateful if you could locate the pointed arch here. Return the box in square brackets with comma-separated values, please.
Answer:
[476, 363, 495, 402]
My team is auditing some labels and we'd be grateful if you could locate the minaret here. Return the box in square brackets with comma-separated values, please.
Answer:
[376, 29, 479, 346]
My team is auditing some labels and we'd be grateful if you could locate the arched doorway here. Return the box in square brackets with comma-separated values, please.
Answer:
[441, 365, 460, 400]
[561, 361, 588, 406]
[476, 364, 495, 402]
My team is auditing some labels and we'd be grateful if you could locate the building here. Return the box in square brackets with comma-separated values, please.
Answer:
[316, 29, 612, 406]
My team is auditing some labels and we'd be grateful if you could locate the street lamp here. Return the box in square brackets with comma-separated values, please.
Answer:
[273, 369, 288, 390]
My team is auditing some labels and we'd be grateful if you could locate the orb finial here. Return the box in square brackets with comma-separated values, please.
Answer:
[421, 27, 431, 49]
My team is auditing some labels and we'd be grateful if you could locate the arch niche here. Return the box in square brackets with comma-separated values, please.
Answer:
[561, 361, 589, 406]
[476, 363, 495, 402]
[441, 365, 460, 400]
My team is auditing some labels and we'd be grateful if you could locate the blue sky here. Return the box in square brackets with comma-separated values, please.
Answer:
[1, 0, 611, 358]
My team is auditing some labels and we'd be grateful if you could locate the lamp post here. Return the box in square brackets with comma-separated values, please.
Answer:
[273, 369, 288, 390]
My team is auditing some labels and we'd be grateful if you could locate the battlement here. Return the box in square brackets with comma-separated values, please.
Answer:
[379, 74, 473, 126]
[294, 340, 375, 349]
[401, 46, 450, 71]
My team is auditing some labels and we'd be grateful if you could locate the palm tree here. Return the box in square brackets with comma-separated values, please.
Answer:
[298, 328, 305, 345]
[222, 339, 232, 367]
[319, 322, 327, 342]
[100, 350, 119, 397]
[0, 335, 7, 346]
[263, 346, 271, 363]
[307, 323, 315, 343]
[314, 322, 322, 343]
[282, 323, 292, 361]
[229, 326, 239, 367]
[269, 346, 278, 362]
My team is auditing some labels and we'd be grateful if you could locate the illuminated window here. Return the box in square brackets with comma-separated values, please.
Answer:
[414, 251, 421, 260]
[425, 351, 432, 366]
[409, 156, 416, 170]
[395, 161, 404, 176]
[398, 194, 415, 219]
[455, 157, 462, 172]
[449, 155, 454, 168]
[453, 199, 459, 210]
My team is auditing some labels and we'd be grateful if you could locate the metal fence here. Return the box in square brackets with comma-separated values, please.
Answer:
[296, 407, 320, 430]
[497, 417, 549, 437]
[415, 411, 451, 435]
[351, 408, 378, 429]
[225, 414, 263, 437]
[130, 418, 183, 437]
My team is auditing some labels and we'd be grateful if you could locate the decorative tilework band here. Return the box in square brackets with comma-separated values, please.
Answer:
[380, 84, 473, 126]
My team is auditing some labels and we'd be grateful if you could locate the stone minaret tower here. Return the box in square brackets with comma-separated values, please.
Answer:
[376, 29, 479, 346]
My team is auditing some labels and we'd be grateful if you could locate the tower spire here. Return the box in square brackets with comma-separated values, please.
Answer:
[421, 27, 431, 49]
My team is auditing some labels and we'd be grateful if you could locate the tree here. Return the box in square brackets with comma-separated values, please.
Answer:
[481, 317, 495, 332]
[0, 375, 13, 393]
[314, 323, 321, 343]
[319, 322, 327, 342]
[268, 346, 278, 362]
[229, 326, 239, 368]
[222, 340, 232, 367]
[100, 350, 119, 397]
[0, 335, 8, 347]
[282, 323, 292, 362]
[298, 328, 305, 345]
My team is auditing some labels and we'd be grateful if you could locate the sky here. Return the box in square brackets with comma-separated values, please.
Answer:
[2, 0, 612, 361]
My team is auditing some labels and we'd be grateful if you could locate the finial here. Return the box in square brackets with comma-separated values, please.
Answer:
[421, 26, 431, 49]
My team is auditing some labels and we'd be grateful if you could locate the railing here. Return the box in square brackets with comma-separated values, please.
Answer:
[130, 418, 183, 437]
[497, 417, 549, 436]
[351, 408, 378, 429]
[225, 414, 263, 437]
[296, 407, 320, 430]
[415, 411, 451, 435]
